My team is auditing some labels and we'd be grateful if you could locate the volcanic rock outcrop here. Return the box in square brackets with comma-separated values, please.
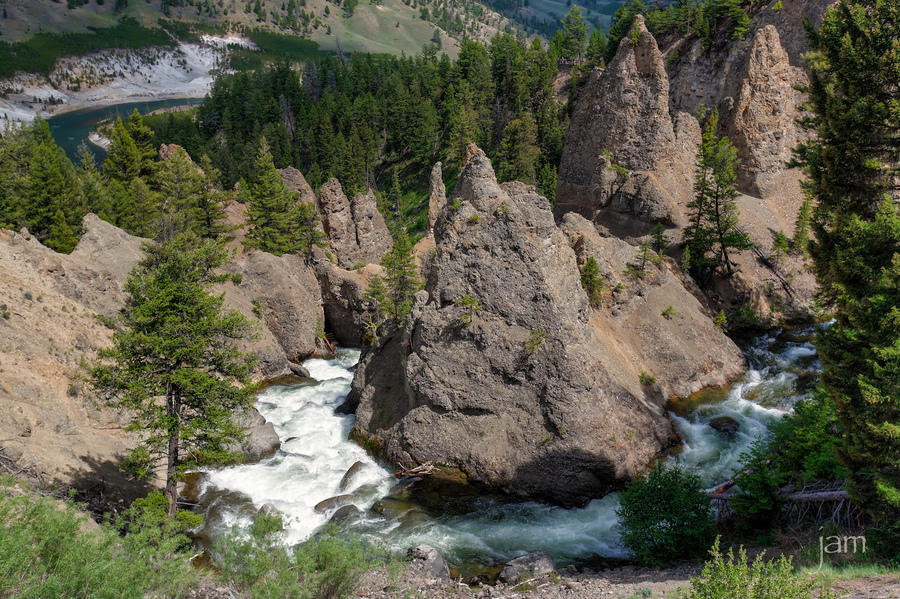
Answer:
[348, 148, 744, 505]
[318, 178, 392, 268]
[427, 161, 446, 231]
[557, 7, 823, 316]
[556, 15, 697, 236]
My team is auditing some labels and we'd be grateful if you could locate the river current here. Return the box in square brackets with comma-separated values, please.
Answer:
[190, 325, 820, 573]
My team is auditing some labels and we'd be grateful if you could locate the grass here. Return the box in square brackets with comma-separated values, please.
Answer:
[0, 18, 174, 78]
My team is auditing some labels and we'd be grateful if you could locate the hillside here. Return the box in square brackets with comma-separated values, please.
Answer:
[0, 0, 513, 56]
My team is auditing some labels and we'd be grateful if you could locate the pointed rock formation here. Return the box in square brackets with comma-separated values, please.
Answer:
[318, 178, 391, 268]
[556, 15, 697, 237]
[727, 25, 807, 199]
[427, 161, 446, 231]
[278, 166, 316, 205]
[350, 190, 392, 265]
[348, 148, 744, 505]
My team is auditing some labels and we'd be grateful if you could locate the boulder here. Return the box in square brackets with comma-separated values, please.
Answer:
[407, 545, 451, 582]
[329, 504, 361, 524]
[313, 494, 356, 513]
[350, 190, 392, 265]
[224, 249, 324, 364]
[427, 161, 446, 231]
[234, 407, 280, 461]
[709, 416, 740, 435]
[498, 552, 556, 584]
[349, 147, 683, 505]
[559, 213, 746, 398]
[338, 460, 366, 492]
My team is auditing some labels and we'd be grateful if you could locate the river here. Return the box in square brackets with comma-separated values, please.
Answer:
[188, 325, 820, 576]
[46, 98, 203, 163]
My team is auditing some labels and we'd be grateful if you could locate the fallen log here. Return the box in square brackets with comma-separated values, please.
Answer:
[395, 461, 434, 478]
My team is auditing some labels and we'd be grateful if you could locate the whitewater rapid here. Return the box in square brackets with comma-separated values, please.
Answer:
[193, 326, 820, 568]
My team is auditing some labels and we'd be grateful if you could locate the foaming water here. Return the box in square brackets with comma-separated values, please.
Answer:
[195, 326, 820, 568]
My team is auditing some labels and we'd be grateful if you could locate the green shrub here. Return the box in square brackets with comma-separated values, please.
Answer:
[731, 439, 787, 531]
[0, 488, 197, 599]
[662, 305, 676, 320]
[458, 294, 482, 324]
[617, 463, 715, 565]
[525, 328, 546, 355]
[215, 516, 382, 599]
[686, 538, 831, 599]
[639, 370, 656, 385]
[769, 391, 845, 485]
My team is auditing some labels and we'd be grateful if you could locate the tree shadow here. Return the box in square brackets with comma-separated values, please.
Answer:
[60, 454, 157, 518]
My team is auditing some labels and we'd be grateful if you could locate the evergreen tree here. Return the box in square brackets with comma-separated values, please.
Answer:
[26, 138, 83, 250]
[580, 256, 604, 307]
[245, 138, 299, 255]
[104, 118, 141, 182]
[193, 155, 230, 240]
[792, 195, 812, 256]
[372, 228, 421, 322]
[651, 222, 668, 255]
[47, 208, 78, 253]
[561, 5, 588, 61]
[126, 109, 157, 178]
[122, 178, 160, 238]
[497, 113, 540, 185]
[585, 27, 608, 67]
[295, 201, 326, 264]
[793, 0, 900, 529]
[682, 109, 752, 281]
[156, 147, 203, 242]
[90, 235, 255, 517]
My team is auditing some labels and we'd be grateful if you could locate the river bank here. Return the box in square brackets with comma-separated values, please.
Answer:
[0, 36, 247, 123]
[188, 324, 822, 579]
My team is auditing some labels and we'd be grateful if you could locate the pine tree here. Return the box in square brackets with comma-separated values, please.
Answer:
[156, 147, 203, 242]
[26, 138, 83, 249]
[561, 5, 588, 61]
[47, 208, 78, 253]
[193, 155, 230, 240]
[373, 228, 422, 322]
[651, 222, 668, 255]
[90, 235, 255, 517]
[580, 256, 604, 307]
[295, 200, 326, 263]
[104, 118, 141, 182]
[245, 138, 299, 255]
[497, 113, 540, 185]
[126, 109, 157, 178]
[793, 0, 900, 529]
[123, 178, 160, 238]
[682, 109, 752, 281]
[586, 28, 608, 67]
[792, 195, 812, 256]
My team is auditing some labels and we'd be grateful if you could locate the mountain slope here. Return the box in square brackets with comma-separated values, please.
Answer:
[0, 0, 512, 56]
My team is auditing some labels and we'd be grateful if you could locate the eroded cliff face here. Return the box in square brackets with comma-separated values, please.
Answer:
[348, 148, 744, 505]
[0, 209, 327, 494]
[557, 4, 827, 317]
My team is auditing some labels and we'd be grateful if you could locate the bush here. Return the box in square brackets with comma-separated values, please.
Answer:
[686, 538, 831, 599]
[0, 488, 197, 599]
[617, 463, 715, 565]
[769, 391, 845, 485]
[731, 438, 787, 531]
[215, 515, 383, 599]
